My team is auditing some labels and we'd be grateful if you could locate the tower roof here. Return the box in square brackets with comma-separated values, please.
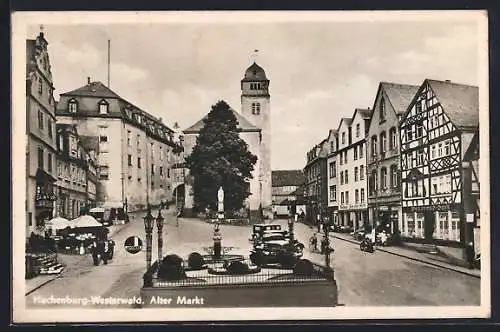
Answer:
[242, 62, 268, 82]
[183, 108, 260, 134]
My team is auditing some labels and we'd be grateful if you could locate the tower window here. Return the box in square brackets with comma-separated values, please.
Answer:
[252, 102, 261, 115]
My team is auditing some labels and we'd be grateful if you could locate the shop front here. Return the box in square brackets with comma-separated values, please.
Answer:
[34, 169, 57, 234]
[401, 204, 461, 244]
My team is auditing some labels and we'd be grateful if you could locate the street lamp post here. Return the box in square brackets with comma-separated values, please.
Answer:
[143, 205, 154, 270]
[156, 209, 164, 267]
[324, 216, 332, 270]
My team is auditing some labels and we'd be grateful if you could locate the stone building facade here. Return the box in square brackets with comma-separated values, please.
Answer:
[366, 82, 419, 234]
[26, 31, 58, 237]
[325, 129, 339, 224]
[55, 79, 183, 212]
[304, 139, 329, 225]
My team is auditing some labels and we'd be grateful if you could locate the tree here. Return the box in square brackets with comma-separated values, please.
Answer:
[185, 100, 258, 215]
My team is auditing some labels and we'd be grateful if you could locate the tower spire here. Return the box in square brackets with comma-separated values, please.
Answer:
[251, 49, 259, 63]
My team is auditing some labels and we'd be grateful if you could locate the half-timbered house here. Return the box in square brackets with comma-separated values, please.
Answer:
[399, 79, 479, 249]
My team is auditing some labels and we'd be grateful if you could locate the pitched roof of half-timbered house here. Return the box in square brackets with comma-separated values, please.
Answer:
[426, 79, 479, 129]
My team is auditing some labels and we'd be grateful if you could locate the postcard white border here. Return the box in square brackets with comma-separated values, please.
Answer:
[12, 10, 490, 323]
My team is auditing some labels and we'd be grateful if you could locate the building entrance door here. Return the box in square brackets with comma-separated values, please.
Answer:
[424, 211, 435, 241]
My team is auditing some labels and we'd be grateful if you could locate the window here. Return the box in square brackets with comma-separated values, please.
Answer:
[99, 101, 109, 114]
[371, 136, 377, 157]
[330, 141, 334, 153]
[68, 100, 78, 113]
[160, 166, 164, 177]
[346, 191, 349, 204]
[406, 127, 413, 141]
[354, 146, 358, 160]
[128, 154, 132, 166]
[380, 97, 386, 121]
[342, 132, 346, 144]
[167, 168, 171, 178]
[415, 100, 422, 113]
[391, 165, 398, 188]
[344, 151, 348, 163]
[136, 134, 140, 148]
[99, 166, 109, 180]
[151, 143, 154, 159]
[417, 150, 424, 166]
[38, 110, 44, 129]
[345, 170, 349, 184]
[332, 161, 336, 177]
[359, 143, 363, 158]
[438, 143, 443, 157]
[127, 131, 131, 146]
[444, 140, 450, 156]
[47, 152, 53, 173]
[160, 146, 163, 160]
[329, 162, 335, 178]
[47, 119, 52, 138]
[330, 185, 337, 202]
[339, 153, 343, 165]
[360, 165, 365, 180]
[340, 172, 344, 185]
[38, 147, 44, 169]
[151, 164, 155, 175]
[355, 189, 359, 203]
[38, 78, 43, 94]
[361, 188, 365, 203]
[99, 135, 108, 143]
[389, 127, 397, 150]
[356, 123, 360, 137]
[252, 102, 261, 115]
[137, 157, 141, 168]
[370, 170, 377, 195]
[381, 167, 387, 189]
[380, 131, 387, 153]
[341, 192, 345, 204]
[415, 123, 423, 139]
[431, 145, 436, 159]
[354, 167, 358, 181]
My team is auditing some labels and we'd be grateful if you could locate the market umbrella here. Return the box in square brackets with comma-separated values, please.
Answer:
[72, 215, 103, 228]
[46, 217, 73, 230]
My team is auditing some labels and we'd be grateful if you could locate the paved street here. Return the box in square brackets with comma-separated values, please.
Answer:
[26, 212, 480, 308]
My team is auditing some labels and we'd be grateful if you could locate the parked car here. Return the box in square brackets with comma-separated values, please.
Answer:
[250, 232, 303, 267]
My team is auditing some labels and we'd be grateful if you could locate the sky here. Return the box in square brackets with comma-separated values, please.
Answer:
[27, 14, 483, 170]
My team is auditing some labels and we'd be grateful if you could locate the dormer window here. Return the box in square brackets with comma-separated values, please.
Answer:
[99, 100, 109, 114]
[68, 99, 78, 113]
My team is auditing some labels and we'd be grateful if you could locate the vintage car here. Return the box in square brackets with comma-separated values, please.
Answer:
[249, 223, 286, 243]
[250, 232, 303, 267]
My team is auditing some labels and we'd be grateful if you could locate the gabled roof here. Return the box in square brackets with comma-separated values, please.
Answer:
[338, 117, 352, 130]
[379, 82, 420, 115]
[426, 79, 479, 129]
[353, 108, 373, 120]
[183, 108, 260, 134]
[61, 81, 121, 99]
[272, 170, 306, 187]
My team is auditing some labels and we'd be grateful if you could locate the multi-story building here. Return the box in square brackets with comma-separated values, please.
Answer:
[337, 109, 372, 231]
[56, 79, 183, 212]
[325, 129, 339, 224]
[79, 135, 99, 207]
[366, 82, 419, 234]
[400, 79, 479, 251]
[271, 170, 305, 217]
[55, 124, 98, 219]
[26, 30, 58, 236]
[304, 139, 329, 225]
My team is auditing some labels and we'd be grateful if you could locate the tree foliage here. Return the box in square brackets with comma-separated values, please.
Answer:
[185, 100, 258, 214]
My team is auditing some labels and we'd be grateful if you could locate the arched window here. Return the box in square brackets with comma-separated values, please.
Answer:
[389, 127, 397, 150]
[380, 131, 387, 154]
[369, 170, 377, 195]
[390, 165, 398, 188]
[371, 135, 378, 157]
[380, 167, 387, 189]
[68, 99, 78, 113]
[251, 102, 261, 115]
[380, 97, 386, 122]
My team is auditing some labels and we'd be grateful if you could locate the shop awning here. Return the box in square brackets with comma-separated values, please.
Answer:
[36, 168, 57, 183]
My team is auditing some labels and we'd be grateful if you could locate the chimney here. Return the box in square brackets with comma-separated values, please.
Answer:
[87, 77, 91, 84]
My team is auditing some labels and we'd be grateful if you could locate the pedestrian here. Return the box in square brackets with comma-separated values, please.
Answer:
[91, 240, 99, 266]
[465, 242, 475, 269]
[102, 240, 109, 265]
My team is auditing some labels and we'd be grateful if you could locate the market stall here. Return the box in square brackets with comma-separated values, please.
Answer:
[57, 215, 108, 255]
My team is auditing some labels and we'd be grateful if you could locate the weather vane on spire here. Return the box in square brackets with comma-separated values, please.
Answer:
[251, 49, 259, 63]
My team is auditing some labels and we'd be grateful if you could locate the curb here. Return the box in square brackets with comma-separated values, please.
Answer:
[333, 235, 480, 279]
[25, 274, 62, 296]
